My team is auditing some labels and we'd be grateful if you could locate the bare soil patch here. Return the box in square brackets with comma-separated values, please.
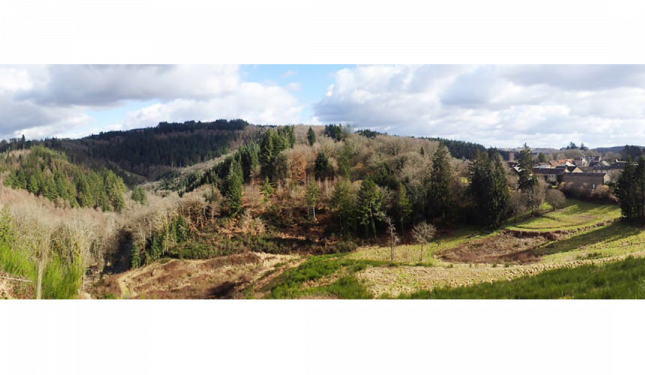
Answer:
[91, 252, 300, 299]
[440, 233, 549, 264]
[0, 272, 34, 299]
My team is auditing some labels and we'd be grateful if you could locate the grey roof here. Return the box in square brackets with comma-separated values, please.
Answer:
[564, 172, 607, 177]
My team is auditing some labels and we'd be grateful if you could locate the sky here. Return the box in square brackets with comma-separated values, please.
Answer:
[2, 64, 645, 149]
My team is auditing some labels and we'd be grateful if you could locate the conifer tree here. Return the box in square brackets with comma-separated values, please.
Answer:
[261, 176, 274, 203]
[395, 181, 413, 231]
[314, 151, 331, 180]
[226, 158, 244, 217]
[332, 178, 357, 235]
[517, 143, 537, 191]
[427, 143, 453, 220]
[357, 179, 383, 238]
[307, 127, 317, 146]
[260, 128, 278, 179]
[469, 150, 511, 228]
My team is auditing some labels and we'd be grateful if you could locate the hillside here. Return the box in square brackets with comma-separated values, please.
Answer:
[39, 119, 257, 182]
[2, 120, 644, 300]
[1, 146, 127, 212]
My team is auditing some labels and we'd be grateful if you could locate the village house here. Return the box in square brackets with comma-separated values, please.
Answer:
[532, 165, 583, 185]
[573, 156, 588, 167]
[532, 167, 561, 184]
[586, 160, 626, 182]
[561, 172, 610, 190]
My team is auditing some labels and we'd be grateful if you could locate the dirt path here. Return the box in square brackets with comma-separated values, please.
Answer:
[93, 252, 302, 299]
[0, 278, 12, 299]
[358, 250, 645, 298]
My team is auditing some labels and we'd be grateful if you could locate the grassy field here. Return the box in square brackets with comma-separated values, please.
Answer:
[269, 254, 387, 299]
[505, 199, 621, 232]
[348, 226, 492, 264]
[268, 198, 645, 299]
[399, 256, 645, 299]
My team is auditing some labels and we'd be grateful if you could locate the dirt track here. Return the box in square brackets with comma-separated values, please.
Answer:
[93, 252, 302, 299]
[0, 278, 12, 299]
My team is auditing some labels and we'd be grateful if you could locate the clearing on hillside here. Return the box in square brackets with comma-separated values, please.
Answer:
[92, 252, 302, 299]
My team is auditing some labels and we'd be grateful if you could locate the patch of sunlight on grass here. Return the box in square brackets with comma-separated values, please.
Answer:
[505, 199, 621, 232]
[348, 226, 492, 264]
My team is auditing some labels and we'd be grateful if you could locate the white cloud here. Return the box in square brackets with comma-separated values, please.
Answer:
[314, 64, 645, 148]
[117, 82, 303, 130]
[4, 64, 645, 148]
[17, 65, 241, 106]
[0, 65, 303, 139]
[282, 70, 298, 78]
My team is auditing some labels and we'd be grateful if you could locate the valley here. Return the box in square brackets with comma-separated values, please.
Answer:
[2, 121, 644, 299]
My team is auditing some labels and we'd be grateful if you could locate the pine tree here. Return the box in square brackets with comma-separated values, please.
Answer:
[517, 144, 544, 215]
[427, 143, 453, 220]
[634, 158, 645, 219]
[315, 152, 330, 180]
[261, 176, 274, 203]
[517, 143, 537, 191]
[307, 127, 317, 146]
[226, 158, 244, 217]
[260, 129, 278, 179]
[332, 178, 357, 235]
[395, 181, 413, 231]
[491, 151, 512, 226]
[260, 127, 294, 182]
[239, 143, 259, 183]
[469, 150, 511, 228]
[132, 186, 148, 205]
[617, 158, 637, 220]
[104, 170, 126, 212]
[357, 179, 383, 238]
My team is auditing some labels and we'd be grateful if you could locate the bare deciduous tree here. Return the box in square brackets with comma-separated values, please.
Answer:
[411, 222, 437, 262]
[384, 216, 399, 262]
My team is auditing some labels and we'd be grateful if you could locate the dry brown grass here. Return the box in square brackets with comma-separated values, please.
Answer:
[1, 187, 121, 268]
[101, 252, 301, 299]
[440, 233, 549, 264]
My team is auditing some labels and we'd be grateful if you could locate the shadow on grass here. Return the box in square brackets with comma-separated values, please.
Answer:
[401, 256, 645, 299]
[536, 221, 644, 256]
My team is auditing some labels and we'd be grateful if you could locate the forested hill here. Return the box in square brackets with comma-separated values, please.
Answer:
[1, 146, 127, 212]
[422, 137, 486, 160]
[41, 119, 254, 181]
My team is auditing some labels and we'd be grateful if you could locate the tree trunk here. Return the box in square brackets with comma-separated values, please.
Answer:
[36, 259, 44, 300]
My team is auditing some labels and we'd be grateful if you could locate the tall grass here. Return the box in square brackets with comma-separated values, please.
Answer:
[270, 254, 383, 299]
[0, 243, 37, 281]
[42, 255, 84, 299]
[400, 256, 645, 299]
[0, 207, 84, 299]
